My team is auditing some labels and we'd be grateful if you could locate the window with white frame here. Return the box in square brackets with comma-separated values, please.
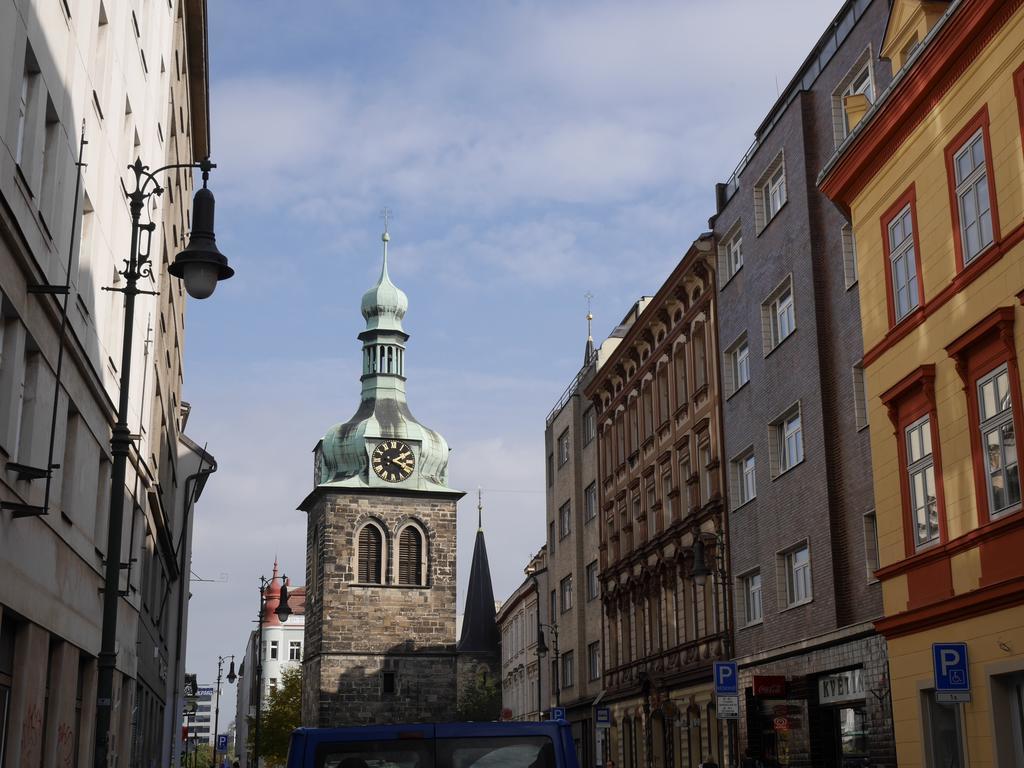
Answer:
[558, 501, 571, 538]
[762, 278, 795, 353]
[558, 429, 570, 466]
[953, 129, 994, 264]
[732, 449, 756, 507]
[269, 640, 279, 660]
[783, 544, 812, 606]
[583, 408, 596, 446]
[838, 61, 874, 139]
[977, 365, 1020, 516]
[560, 575, 573, 612]
[906, 415, 939, 550]
[561, 651, 574, 688]
[725, 334, 750, 395]
[888, 205, 919, 322]
[718, 223, 743, 283]
[755, 153, 787, 231]
[741, 571, 762, 625]
[662, 466, 674, 518]
[853, 362, 868, 430]
[588, 641, 601, 681]
[771, 406, 803, 477]
[842, 223, 858, 288]
[584, 482, 597, 522]
[586, 560, 599, 601]
[289, 640, 301, 661]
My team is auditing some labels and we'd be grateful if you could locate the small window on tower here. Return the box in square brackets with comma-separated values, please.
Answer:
[382, 671, 396, 695]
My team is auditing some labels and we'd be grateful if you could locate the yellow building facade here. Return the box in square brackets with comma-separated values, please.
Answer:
[821, 0, 1024, 765]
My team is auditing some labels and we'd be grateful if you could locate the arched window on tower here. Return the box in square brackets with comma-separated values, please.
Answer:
[387, 346, 394, 373]
[397, 524, 425, 585]
[356, 523, 384, 584]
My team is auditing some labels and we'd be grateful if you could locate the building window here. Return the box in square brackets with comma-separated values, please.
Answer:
[693, 326, 707, 392]
[547, 453, 553, 487]
[560, 575, 573, 613]
[588, 641, 601, 681]
[558, 430, 570, 467]
[741, 571, 762, 625]
[583, 409, 596, 446]
[952, 127, 994, 265]
[356, 523, 384, 584]
[977, 365, 1020, 517]
[725, 334, 749, 396]
[770, 406, 803, 477]
[731, 449, 756, 507]
[755, 153, 786, 231]
[833, 54, 874, 144]
[662, 467, 674, 519]
[887, 203, 919, 323]
[853, 362, 868, 430]
[863, 511, 879, 581]
[922, 690, 966, 766]
[906, 415, 940, 550]
[657, 367, 670, 425]
[674, 344, 687, 407]
[269, 641, 279, 661]
[762, 278, 795, 353]
[842, 223, 858, 289]
[289, 641, 301, 661]
[559, 501, 571, 539]
[586, 561, 599, 601]
[382, 671, 396, 695]
[783, 544, 812, 607]
[561, 651, 574, 689]
[397, 525, 425, 586]
[717, 222, 743, 283]
[548, 521, 555, 553]
[584, 482, 597, 522]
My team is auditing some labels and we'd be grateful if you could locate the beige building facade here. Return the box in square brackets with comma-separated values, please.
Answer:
[0, 1, 216, 766]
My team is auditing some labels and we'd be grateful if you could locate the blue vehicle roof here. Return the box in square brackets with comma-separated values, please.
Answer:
[293, 721, 568, 740]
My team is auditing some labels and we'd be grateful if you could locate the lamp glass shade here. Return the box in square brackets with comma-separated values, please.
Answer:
[227, 660, 237, 684]
[181, 262, 220, 299]
[276, 582, 292, 622]
[691, 538, 710, 587]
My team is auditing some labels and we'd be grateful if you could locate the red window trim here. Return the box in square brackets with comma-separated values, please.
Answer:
[880, 365, 949, 558]
[879, 184, 926, 330]
[1014, 62, 1024, 159]
[943, 105, 1002, 273]
[945, 306, 1024, 527]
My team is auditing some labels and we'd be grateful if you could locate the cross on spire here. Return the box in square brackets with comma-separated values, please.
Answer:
[477, 487, 483, 530]
[381, 207, 393, 235]
[585, 291, 594, 338]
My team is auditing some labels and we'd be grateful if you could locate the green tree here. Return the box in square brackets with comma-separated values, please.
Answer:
[457, 668, 501, 722]
[249, 666, 302, 767]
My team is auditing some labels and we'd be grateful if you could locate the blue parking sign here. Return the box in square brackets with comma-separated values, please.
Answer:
[216, 734, 228, 752]
[713, 661, 738, 696]
[932, 643, 970, 702]
[551, 706, 566, 721]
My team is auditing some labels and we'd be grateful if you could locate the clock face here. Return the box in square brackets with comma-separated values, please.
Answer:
[371, 440, 415, 483]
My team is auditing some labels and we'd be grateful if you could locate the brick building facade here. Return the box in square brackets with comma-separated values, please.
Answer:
[710, 0, 896, 764]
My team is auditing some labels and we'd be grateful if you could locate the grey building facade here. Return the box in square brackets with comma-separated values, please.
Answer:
[710, 0, 896, 765]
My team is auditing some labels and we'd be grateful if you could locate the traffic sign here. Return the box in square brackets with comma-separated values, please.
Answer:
[716, 694, 740, 719]
[551, 706, 566, 721]
[595, 706, 611, 729]
[933, 643, 971, 702]
[216, 735, 228, 752]
[713, 661, 738, 696]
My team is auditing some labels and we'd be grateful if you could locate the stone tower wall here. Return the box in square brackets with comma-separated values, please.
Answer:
[303, 490, 459, 726]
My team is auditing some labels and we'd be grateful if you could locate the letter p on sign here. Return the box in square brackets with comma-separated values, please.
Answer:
[714, 661, 738, 695]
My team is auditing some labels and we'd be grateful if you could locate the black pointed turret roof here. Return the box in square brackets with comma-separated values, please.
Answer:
[457, 521, 500, 655]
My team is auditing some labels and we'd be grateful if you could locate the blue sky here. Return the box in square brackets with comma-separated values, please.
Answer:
[183, 0, 843, 724]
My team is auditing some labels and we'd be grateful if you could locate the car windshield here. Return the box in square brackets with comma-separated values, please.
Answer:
[317, 736, 555, 768]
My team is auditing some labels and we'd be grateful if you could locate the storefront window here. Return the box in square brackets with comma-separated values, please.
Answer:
[837, 707, 867, 765]
[0, 617, 15, 768]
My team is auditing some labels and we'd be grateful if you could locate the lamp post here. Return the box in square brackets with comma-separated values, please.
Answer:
[690, 530, 735, 766]
[212, 655, 236, 768]
[526, 567, 547, 721]
[253, 573, 291, 768]
[537, 622, 560, 710]
[94, 158, 232, 768]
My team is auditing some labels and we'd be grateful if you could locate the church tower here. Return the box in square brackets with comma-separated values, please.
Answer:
[299, 227, 464, 726]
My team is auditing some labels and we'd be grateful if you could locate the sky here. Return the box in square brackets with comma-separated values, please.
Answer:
[183, 0, 844, 729]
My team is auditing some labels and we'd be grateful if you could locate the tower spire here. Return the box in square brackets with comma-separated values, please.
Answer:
[584, 291, 596, 364]
[477, 487, 483, 530]
[380, 207, 392, 281]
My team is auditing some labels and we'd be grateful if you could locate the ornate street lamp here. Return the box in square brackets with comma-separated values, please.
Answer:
[254, 572, 291, 766]
[213, 655, 237, 768]
[94, 157, 233, 768]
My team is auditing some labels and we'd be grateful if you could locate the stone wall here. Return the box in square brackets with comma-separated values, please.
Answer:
[302, 489, 460, 726]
